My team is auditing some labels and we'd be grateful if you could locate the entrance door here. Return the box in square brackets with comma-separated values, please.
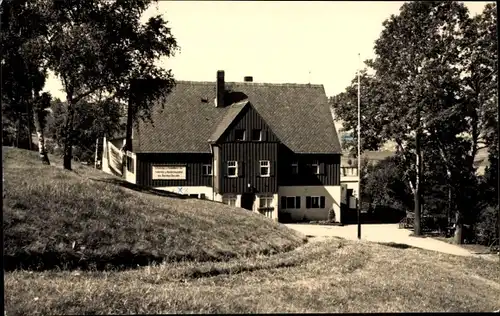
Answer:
[240, 193, 255, 211]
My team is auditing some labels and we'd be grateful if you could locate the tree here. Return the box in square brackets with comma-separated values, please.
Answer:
[362, 156, 412, 212]
[467, 3, 498, 243]
[1, 0, 52, 163]
[333, 2, 476, 238]
[32, 92, 52, 164]
[46, 98, 124, 164]
[330, 70, 386, 156]
[35, 0, 178, 170]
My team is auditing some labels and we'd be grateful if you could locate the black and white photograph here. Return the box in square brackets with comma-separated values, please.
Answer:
[2, 0, 499, 314]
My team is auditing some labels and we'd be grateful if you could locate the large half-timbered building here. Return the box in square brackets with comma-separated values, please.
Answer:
[101, 71, 348, 222]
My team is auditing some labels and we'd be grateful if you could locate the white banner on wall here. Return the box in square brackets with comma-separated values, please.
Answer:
[152, 165, 186, 180]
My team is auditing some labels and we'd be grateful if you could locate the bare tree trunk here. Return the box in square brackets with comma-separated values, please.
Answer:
[63, 99, 75, 170]
[26, 102, 32, 151]
[454, 209, 464, 244]
[497, 204, 500, 247]
[414, 112, 422, 236]
[16, 118, 21, 148]
[33, 108, 50, 165]
[447, 186, 452, 228]
[94, 138, 99, 168]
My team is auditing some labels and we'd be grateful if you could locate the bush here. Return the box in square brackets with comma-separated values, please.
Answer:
[474, 205, 499, 246]
[328, 208, 336, 223]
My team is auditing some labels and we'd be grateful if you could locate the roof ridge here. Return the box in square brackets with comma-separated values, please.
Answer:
[176, 80, 324, 88]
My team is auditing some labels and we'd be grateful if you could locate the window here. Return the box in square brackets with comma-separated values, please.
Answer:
[291, 163, 299, 175]
[341, 132, 353, 142]
[280, 196, 301, 209]
[222, 195, 237, 206]
[311, 163, 320, 175]
[252, 129, 262, 141]
[235, 129, 246, 141]
[126, 156, 134, 173]
[342, 167, 357, 176]
[189, 194, 198, 198]
[202, 164, 212, 176]
[260, 160, 270, 177]
[200, 193, 206, 199]
[227, 161, 238, 177]
[259, 195, 273, 208]
[306, 196, 326, 209]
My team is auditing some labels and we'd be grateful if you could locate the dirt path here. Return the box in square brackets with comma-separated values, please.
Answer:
[286, 223, 498, 261]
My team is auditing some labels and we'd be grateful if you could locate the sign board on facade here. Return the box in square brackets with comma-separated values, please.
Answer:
[152, 165, 186, 180]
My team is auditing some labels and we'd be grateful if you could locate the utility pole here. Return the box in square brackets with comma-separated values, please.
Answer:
[357, 53, 362, 240]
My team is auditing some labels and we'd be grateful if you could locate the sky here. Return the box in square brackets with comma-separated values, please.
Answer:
[43, 1, 493, 100]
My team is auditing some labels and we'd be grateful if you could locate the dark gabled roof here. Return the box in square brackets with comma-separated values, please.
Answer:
[208, 100, 249, 143]
[133, 81, 342, 154]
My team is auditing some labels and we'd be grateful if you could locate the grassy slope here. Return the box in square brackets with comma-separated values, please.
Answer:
[5, 239, 500, 314]
[3, 147, 305, 270]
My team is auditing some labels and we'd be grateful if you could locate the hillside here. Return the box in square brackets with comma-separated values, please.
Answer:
[2, 147, 305, 270]
[5, 238, 500, 314]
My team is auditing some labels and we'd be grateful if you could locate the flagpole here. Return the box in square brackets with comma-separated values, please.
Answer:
[357, 53, 362, 240]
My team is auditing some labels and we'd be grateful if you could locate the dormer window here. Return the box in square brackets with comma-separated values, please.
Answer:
[311, 163, 320, 175]
[235, 129, 246, 141]
[252, 129, 262, 141]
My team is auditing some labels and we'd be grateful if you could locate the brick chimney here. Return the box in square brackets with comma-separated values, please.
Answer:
[215, 70, 225, 107]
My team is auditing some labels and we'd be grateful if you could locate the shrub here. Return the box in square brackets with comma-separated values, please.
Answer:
[328, 208, 336, 223]
[474, 205, 499, 246]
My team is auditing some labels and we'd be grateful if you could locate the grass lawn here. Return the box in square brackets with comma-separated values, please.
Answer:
[4, 147, 500, 314]
[5, 238, 500, 314]
[3, 147, 305, 270]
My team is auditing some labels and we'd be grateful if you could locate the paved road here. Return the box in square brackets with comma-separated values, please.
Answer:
[286, 223, 496, 259]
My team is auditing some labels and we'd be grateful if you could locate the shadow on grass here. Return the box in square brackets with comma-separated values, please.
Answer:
[4, 250, 167, 272]
[90, 177, 195, 200]
[377, 242, 416, 250]
[177, 259, 304, 280]
[4, 243, 301, 272]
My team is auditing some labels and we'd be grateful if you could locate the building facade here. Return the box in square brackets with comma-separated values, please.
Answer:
[101, 71, 346, 223]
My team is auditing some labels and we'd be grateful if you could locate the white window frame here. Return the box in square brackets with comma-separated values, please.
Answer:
[252, 129, 262, 141]
[311, 163, 320, 175]
[235, 129, 246, 141]
[259, 195, 273, 208]
[260, 160, 270, 177]
[291, 162, 299, 175]
[202, 164, 212, 176]
[222, 195, 237, 206]
[227, 161, 238, 178]
[342, 167, 357, 176]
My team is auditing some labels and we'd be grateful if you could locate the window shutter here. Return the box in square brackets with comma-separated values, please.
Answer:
[270, 161, 275, 176]
[238, 161, 244, 177]
[223, 162, 227, 177]
[306, 196, 311, 209]
[296, 196, 301, 208]
[281, 196, 287, 209]
[319, 163, 325, 174]
[320, 196, 325, 208]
